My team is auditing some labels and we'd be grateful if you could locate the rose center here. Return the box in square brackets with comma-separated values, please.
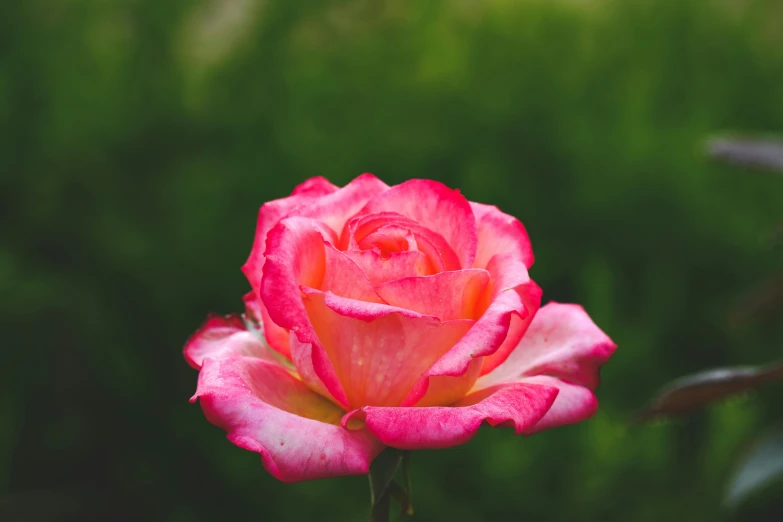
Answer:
[357, 225, 417, 258]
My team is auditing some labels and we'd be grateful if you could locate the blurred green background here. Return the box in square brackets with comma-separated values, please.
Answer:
[3, 0, 783, 520]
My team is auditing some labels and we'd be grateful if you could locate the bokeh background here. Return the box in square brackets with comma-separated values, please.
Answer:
[3, 0, 783, 520]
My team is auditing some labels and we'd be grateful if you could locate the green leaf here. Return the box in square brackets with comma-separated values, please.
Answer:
[726, 428, 783, 508]
[634, 362, 783, 422]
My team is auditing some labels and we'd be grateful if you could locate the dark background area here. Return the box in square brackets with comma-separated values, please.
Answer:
[2, 0, 783, 520]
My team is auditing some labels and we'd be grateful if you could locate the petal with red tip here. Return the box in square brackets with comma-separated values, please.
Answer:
[183, 314, 279, 370]
[473, 303, 616, 433]
[471, 202, 534, 270]
[193, 357, 383, 483]
[519, 375, 600, 433]
[342, 381, 558, 450]
[242, 178, 338, 294]
[478, 302, 616, 390]
[243, 174, 388, 295]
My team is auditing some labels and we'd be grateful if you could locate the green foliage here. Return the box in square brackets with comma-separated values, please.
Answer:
[2, 0, 783, 520]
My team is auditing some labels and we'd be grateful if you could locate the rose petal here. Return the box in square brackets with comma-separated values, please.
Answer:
[322, 243, 384, 303]
[260, 217, 348, 407]
[291, 176, 339, 197]
[342, 382, 558, 450]
[343, 249, 434, 286]
[301, 289, 474, 409]
[357, 180, 478, 269]
[243, 174, 387, 295]
[359, 231, 403, 254]
[192, 357, 383, 483]
[470, 303, 615, 434]
[477, 302, 616, 390]
[411, 230, 452, 273]
[242, 178, 338, 294]
[520, 375, 600, 433]
[343, 212, 459, 274]
[471, 202, 534, 270]
[375, 269, 491, 321]
[242, 290, 264, 323]
[299, 173, 389, 237]
[358, 225, 417, 254]
[479, 281, 542, 375]
[183, 314, 279, 370]
[243, 291, 290, 359]
[401, 253, 541, 406]
[256, 177, 338, 241]
[411, 357, 484, 407]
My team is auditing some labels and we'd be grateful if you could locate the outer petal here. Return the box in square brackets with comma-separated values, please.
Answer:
[183, 314, 279, 370]
[244, 291, 290, 359]
[301, 289, 474, 409]
[519, 375, 600, 433]
[290, 176, 339, 197]
[243, 290, 264, 323]
[471, 202, 534, 270]
[342, 382, 558, 450]
[357, 180, 478, 269]
[477, 302, 617, 390]
[192, 357, 383, 483]
[255, 176, 338, 243]
[299, 173, 389, 237]
[260, 217, 348, 407]
[479, 281, 542, 376]
[242, 178, 338, 294]
[374, 269, 490, 321]
[402, 253, 541, 407]
[473, 303, 616, 434]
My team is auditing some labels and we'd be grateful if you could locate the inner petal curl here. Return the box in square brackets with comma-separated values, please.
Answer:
[339, 212, 460, 283]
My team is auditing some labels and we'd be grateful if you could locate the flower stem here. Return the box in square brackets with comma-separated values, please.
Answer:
[369, 478, 392, 522]
[368, 448, 412, 521]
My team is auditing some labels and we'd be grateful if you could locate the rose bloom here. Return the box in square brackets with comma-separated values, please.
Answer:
[185, 175, 616, 482]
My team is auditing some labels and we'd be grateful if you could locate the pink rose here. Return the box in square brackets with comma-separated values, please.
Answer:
[185, 174, 616, 483]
